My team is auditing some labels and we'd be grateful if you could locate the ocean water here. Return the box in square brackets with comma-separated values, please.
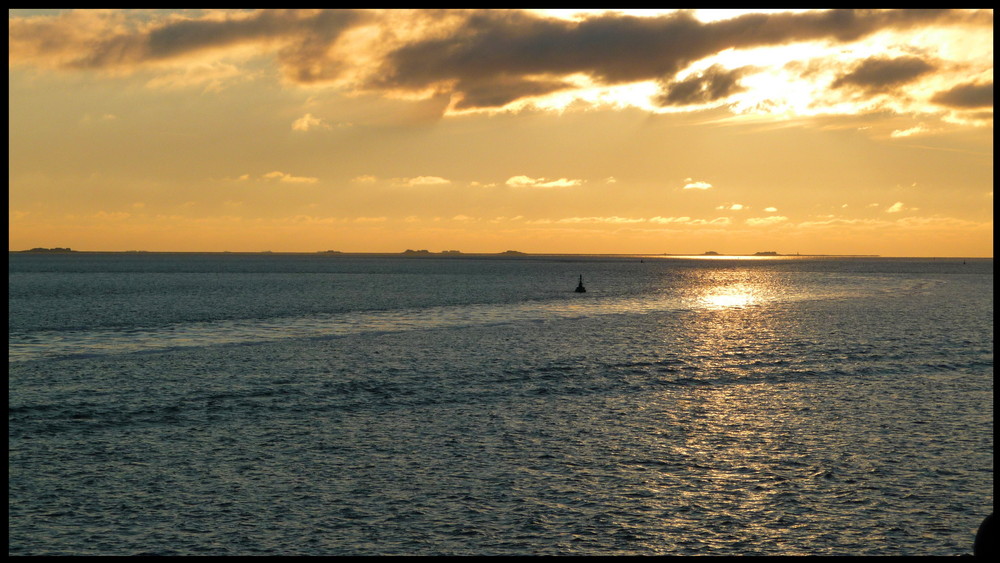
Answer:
[8, 253, 993, 555]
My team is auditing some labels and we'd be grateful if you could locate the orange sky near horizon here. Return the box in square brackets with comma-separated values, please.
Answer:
[8, 9, 994, 257]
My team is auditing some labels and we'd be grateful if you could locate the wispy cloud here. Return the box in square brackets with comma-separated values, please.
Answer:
[392, 176, 451, 187]
[144, 61, 249, 92]
[526, 215, 735, 226]
[745, 215, 789, 226]
[890, 123, 933, 138]
[717, 203, 745, 211]
[506, 175, 583, 188]
[91, 210, 132, 220]
[885, 201, 918, 213]
[649, 216, 692, 223]
[292, 113, 331, 131]
[262, 170, 319, 183]
[556, 216, 646, 224]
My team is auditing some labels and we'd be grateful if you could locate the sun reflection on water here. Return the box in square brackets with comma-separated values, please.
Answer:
[701, 287, 758, 309]
[696, 269, 780, 310]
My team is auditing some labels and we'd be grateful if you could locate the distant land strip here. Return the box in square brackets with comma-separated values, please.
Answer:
[11, 247, 894, 257]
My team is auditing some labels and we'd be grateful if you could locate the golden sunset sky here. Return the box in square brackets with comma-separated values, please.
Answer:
[8, 9, 994, 256]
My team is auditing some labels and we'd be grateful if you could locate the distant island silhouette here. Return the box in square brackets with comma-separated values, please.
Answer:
[699, 251, 822, 257]
[17, 247, 77, 253]
[6, 249, 901, 258]
[399, 249, 524, 256]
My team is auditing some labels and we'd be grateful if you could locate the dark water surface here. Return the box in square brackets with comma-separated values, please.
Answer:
[8, 253, 993, 555]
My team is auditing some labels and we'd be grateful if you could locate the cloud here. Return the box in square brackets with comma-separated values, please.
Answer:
[292, 113, 331, 131]
[890, 123, 932, 138]
[717, 203, 745, 211]
[699, 217, 732, 226]
[831, 55, 936, 92]
[392, 176, 451, 186]
[931, 81, 993, 108]
[489, 215, 524, 223]
[262, 170, 319, 183]
[9, 9, 992, 120]
[144, 61, 248, 91]
[885, 201, 918, 213]
[351, 174, 378, 183]
[524, 215, 739, 227]
[506, 175, 583, 188]
[745, 215, 789, 226]
[649, 216, 692, 223]
[91, 211, 132, 220]
[371, 9, 988, 109]
[683, 179, 713, 190]
[655, 64, 754, 106]
[796, 217, 889, 229]
[447, 74, 578, 111]
[556, 216, 645, 224]
[8, 9, 371, 80]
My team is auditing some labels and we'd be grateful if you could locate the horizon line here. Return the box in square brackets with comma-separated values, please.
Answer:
[8, 248, 996, 259]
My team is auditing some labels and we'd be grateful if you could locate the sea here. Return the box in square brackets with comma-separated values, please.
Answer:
[8, 252, 993, 556]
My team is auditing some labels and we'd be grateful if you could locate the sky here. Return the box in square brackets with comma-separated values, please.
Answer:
[8, 9, 994, 256]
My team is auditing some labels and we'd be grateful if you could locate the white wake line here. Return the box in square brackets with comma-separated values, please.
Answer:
[7, 288, 859, 363]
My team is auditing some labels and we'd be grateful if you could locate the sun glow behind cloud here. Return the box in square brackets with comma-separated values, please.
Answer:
[437, 9, 993, 125]
[453, 20, 992, 123]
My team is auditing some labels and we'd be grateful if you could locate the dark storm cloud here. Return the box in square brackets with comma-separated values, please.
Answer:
[10, 9, 370, 80]
[831, 56, 937, 92]
[451, 75, 578, 110]
[143, 10, 370, 82]
[931, 81, 994, 108]
[372, 9, 989, 108]
[654, 64, 754, 107]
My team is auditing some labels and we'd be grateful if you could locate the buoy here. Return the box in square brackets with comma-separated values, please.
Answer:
[575, 275, 586, 293]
